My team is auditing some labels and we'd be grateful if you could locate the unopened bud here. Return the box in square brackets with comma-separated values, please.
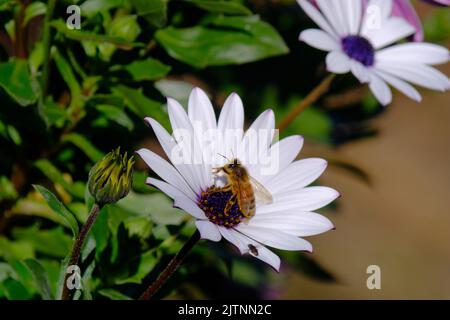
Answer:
[88, 148, 134, 206]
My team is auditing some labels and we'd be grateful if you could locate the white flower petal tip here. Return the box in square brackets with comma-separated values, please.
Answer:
[196, 221, 221, 242]
[135, 148, 148, 159]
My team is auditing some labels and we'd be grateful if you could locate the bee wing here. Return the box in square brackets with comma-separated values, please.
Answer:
[249, 176, 273, 204]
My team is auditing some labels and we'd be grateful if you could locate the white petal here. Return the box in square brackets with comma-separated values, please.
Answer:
[329, 0, 350, 35]
[238, 109, 275, 179]
[196, 220, 221, 242]
[376, 61, 450, 91]
[219, 227, 248, 254]
[266, 158, 328, 195]
[252, 245, 281, 272]
[299, 29, 340, 51]
[146, 178, 206, 220]
[188, 88, 217, 165]
[376, 43, 450, 65]
[326, 51, 351, 74]
[296, 0, 339, 40]
[236, 224, 313, 252]
[373, 69, 421, 102]
[363, 17, 415, 49]
[167, 97, 211, 190]
[136, 148, 196, 200]
[369, 73, 392, 106]
[316, 0, 347, 36]
[145, 117, 202, 194]
[350, 60, 370, 83]
[257, 186, 340, 213]
[220, 228, 281, 271]
[249, 211, 334, 237]
[217, 92, 244, 165]
[344, 0, 362, 35]
[259, 135, 304, 183]
[188, 87, 216, 131]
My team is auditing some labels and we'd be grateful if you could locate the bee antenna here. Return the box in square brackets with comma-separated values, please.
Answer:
[217, 153, 229, 161]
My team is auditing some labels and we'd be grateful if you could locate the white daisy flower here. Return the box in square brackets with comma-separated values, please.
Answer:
[137, 88, 338, 271]
[297, 0, 450, 105]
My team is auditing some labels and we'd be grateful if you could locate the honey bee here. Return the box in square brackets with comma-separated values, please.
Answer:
[213, 158, 273, 219]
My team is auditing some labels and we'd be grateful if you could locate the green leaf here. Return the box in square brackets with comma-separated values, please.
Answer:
[32, 185, 80, 237]
[0, 278, 31, 300]
[80, 0, 125, 17]
[0, 236, 35, 261]
[0, 59, 38, 106]
[155, 15, 289, 68]
[123, 216, 152, 239]
[61, 133, 105, 162]
[0, 176, 17, 200]
[55, 255, 69, 300]
[29, 41, 44, 75]
[53, 49, 82, 112]
[131, 0, 168, 28]
[40, 98, 68, 128]
[96, 104, 134, 131]
[23, 2, 46, 26]
[23, 259, 53, 300]
[113, 250, 157, 285]
[12, 226, 73, 258]
[111, 85, 170, 129]
[91, 206, 110, 258]
[6, 124, 21, 145]
[99, 15, 141, 61]
[118, 192, 185, 226]
[12, 196, 71, 227]
[154, 79, 194, 107]
[34, 159, 85, 199]
[98, 288, 132, 300]
[113, 58, 171, 81]
[0, 263, 15, 283]
[51, 20, 143, 49]
[182, 0, 252, 15]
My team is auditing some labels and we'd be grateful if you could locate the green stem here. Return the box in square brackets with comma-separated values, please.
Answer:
[139, 230, 200, 300]
[40, 0, 56, 96]
[277, 73, 336, 132]
[61, 203, 102, 300]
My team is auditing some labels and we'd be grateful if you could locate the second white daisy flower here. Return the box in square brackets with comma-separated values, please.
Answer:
[298, 0, 449, 105]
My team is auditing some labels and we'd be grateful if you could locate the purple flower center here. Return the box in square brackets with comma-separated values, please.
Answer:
[341, 35, 375, 67]
[198, 186, 245, 228]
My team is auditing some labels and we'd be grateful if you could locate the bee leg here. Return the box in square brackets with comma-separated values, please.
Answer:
[224, 193, 237, 216]
[221, 183, 232, 192]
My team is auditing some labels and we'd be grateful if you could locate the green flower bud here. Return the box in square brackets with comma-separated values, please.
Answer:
[88, 148, 134, 206]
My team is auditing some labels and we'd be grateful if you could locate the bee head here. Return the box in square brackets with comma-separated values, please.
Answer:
[223, 158, 243, 176]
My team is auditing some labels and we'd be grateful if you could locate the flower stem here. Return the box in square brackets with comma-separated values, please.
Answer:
[277, 73, 336, 132]
[139, 230, 201, 300]
[40, 0, 57, 96]
[61, 203, 102, 300]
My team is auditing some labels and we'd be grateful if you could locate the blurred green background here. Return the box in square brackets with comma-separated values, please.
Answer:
[0, 0, 448, 300]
